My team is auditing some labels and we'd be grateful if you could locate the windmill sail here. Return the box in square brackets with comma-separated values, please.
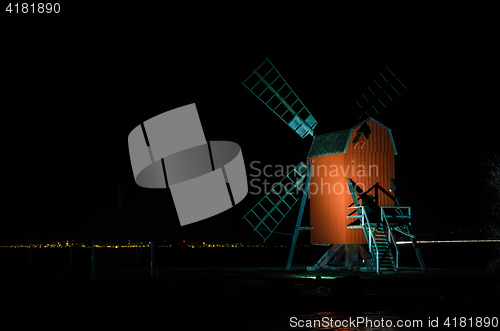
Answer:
[242, 58, 317, 138]
[355, 65, 408, 117]
[243, 162, 307, 241]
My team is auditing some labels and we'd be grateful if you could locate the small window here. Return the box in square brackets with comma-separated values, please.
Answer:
[353, 123, 371, 149]
[353, 131, 367, 149]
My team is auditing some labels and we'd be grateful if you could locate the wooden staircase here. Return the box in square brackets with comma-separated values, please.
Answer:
[371, 226, 396, 271]
[346, 178, 426, 273]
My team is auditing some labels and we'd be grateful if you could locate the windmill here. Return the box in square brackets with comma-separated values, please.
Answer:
[241, 58, 426, 273]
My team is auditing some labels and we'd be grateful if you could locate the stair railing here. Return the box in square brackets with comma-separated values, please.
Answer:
[348, 205, 380, 273]
[380, 206, 410, 270]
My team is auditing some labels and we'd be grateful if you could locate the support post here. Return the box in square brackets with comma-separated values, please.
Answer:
[396, 248, 399, 270]
[390, 178, 426, 271]
[286, 160, 313, 270]
[149, 241, 159, 279]
[91, 240, 97, 280]
[307, 244, 343, 271]
[408, 224, 427, 271]
[150, 241, 154, 279]
[414, 246, 426, 271]
[28, 245, 33, 268]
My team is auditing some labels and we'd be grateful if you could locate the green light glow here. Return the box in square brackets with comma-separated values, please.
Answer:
[373, 79, 382, 89]
[367, 86, 376, 96]
[371, 104, 379, 114]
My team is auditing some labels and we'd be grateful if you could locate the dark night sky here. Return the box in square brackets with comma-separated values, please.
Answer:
[1, 6, 498, 244]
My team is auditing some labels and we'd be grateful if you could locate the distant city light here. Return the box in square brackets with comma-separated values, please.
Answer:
[0, 242, 303, 249]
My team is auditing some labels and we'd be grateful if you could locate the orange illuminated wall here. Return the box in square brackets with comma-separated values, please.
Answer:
[309, 119, 397, 245]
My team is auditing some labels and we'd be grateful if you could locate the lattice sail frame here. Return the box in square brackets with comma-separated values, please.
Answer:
[243, 162, 308, 241]
[241, 58, 317, 138]
[355, 65, 408, 116]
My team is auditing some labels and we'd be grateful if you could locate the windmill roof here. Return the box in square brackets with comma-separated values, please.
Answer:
[307, 129, 351, 158]
[307, 117, 397, 158]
